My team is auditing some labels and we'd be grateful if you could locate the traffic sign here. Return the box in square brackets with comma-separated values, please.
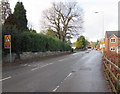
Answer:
[4, 35, 11, 49]
[4, 35, 12, 62]
[100, 42, 105, 44]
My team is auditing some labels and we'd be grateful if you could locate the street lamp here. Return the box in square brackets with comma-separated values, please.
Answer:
[94, 12, 99, 13]
[94, 11, 104, 53]
[94, 11, 104, 40]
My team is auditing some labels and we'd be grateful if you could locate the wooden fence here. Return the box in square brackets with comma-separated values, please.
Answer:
[103, 55, 120, 93]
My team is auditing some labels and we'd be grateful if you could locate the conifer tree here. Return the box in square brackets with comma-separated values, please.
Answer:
[13, 2, 28, 32]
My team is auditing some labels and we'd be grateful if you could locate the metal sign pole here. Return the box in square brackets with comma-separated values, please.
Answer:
[10, 43, 12, 63]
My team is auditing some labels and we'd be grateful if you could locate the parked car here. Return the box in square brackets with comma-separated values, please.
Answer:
[87, 47, 92, 51]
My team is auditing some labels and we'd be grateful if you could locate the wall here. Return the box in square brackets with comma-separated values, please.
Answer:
[3, 51, 71, 63]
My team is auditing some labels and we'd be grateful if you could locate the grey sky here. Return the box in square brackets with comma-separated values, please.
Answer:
[9, 0, 119, 42]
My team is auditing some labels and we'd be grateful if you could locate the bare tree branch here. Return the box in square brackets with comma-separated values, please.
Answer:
[41, 1, 83, 43]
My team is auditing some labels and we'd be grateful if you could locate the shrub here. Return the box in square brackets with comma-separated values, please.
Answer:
[21, 32, 71, 52]
[104, 51, 120, 65]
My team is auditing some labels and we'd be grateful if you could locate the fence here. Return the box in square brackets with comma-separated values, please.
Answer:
[103, 55, 120, 93]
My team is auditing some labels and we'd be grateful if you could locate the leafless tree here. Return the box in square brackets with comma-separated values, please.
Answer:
[0, 0, 11, 24]
[42, 2, 83, 43]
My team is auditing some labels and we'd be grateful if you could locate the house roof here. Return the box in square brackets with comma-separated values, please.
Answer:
[106, 31, 120, 38]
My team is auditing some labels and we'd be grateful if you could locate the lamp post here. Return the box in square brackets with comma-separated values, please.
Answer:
[94, 11, 104, 40]
[94, 11, 104, 53]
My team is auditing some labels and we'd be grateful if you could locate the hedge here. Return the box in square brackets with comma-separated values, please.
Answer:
[21, 32, 71, 52]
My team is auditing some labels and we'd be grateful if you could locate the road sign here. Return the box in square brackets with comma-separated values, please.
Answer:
[4, 35, 11, 49]
[100, 42, 105, 44]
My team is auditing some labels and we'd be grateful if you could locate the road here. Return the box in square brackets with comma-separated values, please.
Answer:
[2, 50, 110, 92]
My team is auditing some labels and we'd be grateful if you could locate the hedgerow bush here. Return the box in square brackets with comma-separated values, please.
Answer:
[104, 51, 120, 65]
[21, 32, 71, 52]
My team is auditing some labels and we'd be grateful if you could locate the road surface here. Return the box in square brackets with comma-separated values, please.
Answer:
[2, 50, 110, 92]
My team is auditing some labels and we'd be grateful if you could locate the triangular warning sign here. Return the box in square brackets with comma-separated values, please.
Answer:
[4, 35, 11, 42]
[5, 36, 10, 42]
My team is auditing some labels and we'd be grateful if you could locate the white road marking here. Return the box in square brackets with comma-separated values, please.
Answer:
[52, 72, 72, 92]
[0, 76, 11, 82]
[22, 64, 28, 66]
[21, 64, 27, 66]
[31, 67, 39, 71]
[53, 85, 59, 92]
[64, 73, 72, 81]
[58, 58, 66, 61]
[31, 63, 53, 71]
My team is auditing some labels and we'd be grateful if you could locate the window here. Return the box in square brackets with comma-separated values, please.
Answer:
[110, 38, 116, 43]
[110, 47, 115, 51]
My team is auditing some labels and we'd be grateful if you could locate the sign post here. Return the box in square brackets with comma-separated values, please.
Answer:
[4, 35, 12, 62]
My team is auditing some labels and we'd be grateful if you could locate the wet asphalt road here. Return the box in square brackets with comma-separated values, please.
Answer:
[2, 50, 110, 92]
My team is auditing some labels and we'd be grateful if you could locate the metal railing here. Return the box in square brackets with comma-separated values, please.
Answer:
[103, 56, 120, 93]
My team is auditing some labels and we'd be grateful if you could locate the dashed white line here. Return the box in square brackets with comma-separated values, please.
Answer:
[58, 58, 66, 61]
[0, 76, 11, 82]
[28, 65, 31, 66]
[64, 73, 72, 81]
[53, 85, 59, 92]
[31, 67, 39, 71]
[23, 64, 28, 66]
[21, 64, 27, 66]
[31, 63, 53, 71]
[52, 72, 72, 92]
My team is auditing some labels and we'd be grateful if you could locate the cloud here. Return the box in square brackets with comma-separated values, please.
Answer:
[77, 0, 119, 42]
[9, 0, 119, 42]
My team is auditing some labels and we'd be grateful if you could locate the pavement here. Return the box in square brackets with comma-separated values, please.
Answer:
[2, 50, 110, 92]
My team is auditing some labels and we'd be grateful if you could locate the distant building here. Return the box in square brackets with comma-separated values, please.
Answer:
[97, 41, 105, 53]
[104, 31, 120, 54]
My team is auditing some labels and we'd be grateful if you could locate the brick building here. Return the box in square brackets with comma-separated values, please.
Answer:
[104, 31, 120, 53]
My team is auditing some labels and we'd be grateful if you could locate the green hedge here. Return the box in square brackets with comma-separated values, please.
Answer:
[21, 32, 71, 52]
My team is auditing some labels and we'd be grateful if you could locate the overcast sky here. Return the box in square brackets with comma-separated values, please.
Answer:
[9, 0, 119, 42]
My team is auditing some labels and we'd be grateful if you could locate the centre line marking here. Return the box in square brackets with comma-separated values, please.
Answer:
[0, 76, 11, 82]
[64, 73, 72, 81]
[53, 85, 59, 92]
[52, 73, 72, 92]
